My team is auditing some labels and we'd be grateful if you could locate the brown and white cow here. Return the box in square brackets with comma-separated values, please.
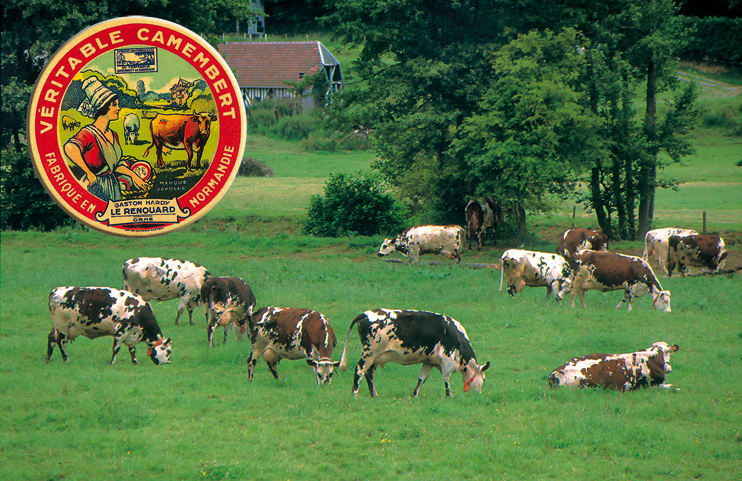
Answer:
[570, 251, 671, 313]
[247, 307, 342, 384]
[556, 228, 609, 260]
[378, 225, 464, 264]
[548, 342, 679, 391]
[499, 249, 573, 301]
[642, 228, 698, 275]
[47, 287, 172, 365]
[465, 197, 507, 249]
[667, 234, 727, 277]
[143, 112, 216, 170]
[122, 257, 210, 326]
[338, 309, 490, 398]
[201, 277, 257, 347]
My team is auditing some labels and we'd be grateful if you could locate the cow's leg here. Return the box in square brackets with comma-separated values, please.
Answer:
[364, 364, 378, 398]
[266, 361, 280, 380]
[187, 306, 195, 326]
[111, 333, 124, 365]
[184, 143, 195, 171]
[413, 363, 435, 397]
[223, 324, 229, 344]
[194, 146, 204, 170]
[174, 308, 183, 326]
[207, 321, 216, 347]
[247, 349, 258, 380]
[352, 360, 366, 396]
[156, 143, 166, 168]
[128, 346, 138, 364]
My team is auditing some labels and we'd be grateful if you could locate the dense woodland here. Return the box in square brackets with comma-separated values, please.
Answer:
[2, 0, 741, 237]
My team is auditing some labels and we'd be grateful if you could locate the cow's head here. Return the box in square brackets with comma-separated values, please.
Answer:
[147, 337, 172, 365]
[378, 238, 397, 257]
[652, 342, 679, 372]
[191, 112, 217, 135]
[462, 360, 490, 393]
[307, 358, 341, 385]
[652, 289, 672, 313]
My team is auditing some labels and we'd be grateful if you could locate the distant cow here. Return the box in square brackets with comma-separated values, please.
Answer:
[201, 277, 257, 347]
[61, 115, 80, 131]
[144, 112, 217, 170]
[556, 228, 609, 260]
[499, 249, 573, 301]
[548, 342, 679, 391]
[122, 257, 210, 326]
[667, 234, 727, 277]
[378, 225, 464, 264]
[465, 197, 508, 249]
[47, 287, 172, 365]
[247, 307, 342, 385]
[570, 251, 671, 313]
[338, 309, 490, 398]
[123, 113, 140, 145]
[642, 228, 698, 275]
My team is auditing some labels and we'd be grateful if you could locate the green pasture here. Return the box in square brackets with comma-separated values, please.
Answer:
[1, 227, 741, 480]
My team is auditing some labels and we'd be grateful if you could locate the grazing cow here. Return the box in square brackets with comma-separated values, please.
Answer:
[667, 234, 727, 277]
[122, 257, 210, 326]
[338, 309, 490, 398]
[123, 113, 140, 145]
[548, 342, 679, 391]
[378, 225, 464, 264]
[201, 277, 257, 347]
[556, 228, 609, 260]
[61, 115, 80, 131]
[465, 197, 508, 249]
[499, 249, 573, 301]
[143, 112, 217, 170]
[570, 251, 671, 313]
[247, 307, 342, 384]
[47, 287, 172, 365]
[642, 228, 699, 275]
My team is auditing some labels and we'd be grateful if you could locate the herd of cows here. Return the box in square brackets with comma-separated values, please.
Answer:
[44, 223, 728, 397]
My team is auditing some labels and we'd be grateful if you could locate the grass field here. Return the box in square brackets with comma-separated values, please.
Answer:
[2, 70, 742, 480]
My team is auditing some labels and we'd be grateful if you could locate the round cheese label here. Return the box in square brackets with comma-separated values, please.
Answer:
[27, 16, 246, 237]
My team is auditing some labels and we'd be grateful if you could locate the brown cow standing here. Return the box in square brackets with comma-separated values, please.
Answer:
[557, 228, 609, 260]
[465, 200, 485, 250]
[144, 113, 216, 171]
[465, 197, 507, 249]
[667, 234, 727, 277]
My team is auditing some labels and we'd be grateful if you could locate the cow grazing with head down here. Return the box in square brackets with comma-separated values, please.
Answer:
[642, 228, 698, 275]
[247, 307, 342, 385]
[201, 276, 257, 347]
[667, 234, 727, 277]
[144, 112, 216, 170]
[122, 257, 210, 326]
[378, 225, 464, 264]
[47, 287, 172, 365]
[499, 249, 573, 301]
[548, 342, 679, 391]
[557, 228, 609, 260]
[570, 251, 671, 313]
[338, 309, 490, 398]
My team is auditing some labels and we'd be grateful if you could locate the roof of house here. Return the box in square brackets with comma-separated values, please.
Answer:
[217, 41, 342, 90]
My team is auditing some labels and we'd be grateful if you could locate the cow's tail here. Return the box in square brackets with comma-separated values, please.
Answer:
[642, 231, 650, 261]
[338, 313, 365, 372]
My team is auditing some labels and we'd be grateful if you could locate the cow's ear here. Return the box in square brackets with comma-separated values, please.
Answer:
[210, 114, 217, 121]
[481, 361, 490, 372]
[306, 359, 317, 367]
[332, 361, 340, 367]
[671, 344, 679, 352]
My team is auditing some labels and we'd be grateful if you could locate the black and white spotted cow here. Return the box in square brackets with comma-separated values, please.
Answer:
[548, 342, 679, 391]
[47, 286, 172, 365]
[570, 250, 672, 313]
[642, 228, 698, 275]
[378, 225, 464, 264]
[499, 249, 573, 301]
[667, 234, 727, 277]
[201, 276, 257, 347]
[338, 309, 490, 398]
[122, 257, 210, 326]
[247, 307, 341, 384]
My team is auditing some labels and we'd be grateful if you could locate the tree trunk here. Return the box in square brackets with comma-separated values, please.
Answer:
[638, 55, 658, 240]
[517, 204, 527, 239]
[591, 165, 612, 238]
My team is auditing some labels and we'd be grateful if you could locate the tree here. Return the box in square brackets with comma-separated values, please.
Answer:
[1, 0, 257, 230]
[451, 29, 607, 235]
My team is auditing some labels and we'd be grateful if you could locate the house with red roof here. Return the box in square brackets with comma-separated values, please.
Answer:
[217, 41, 343, 110]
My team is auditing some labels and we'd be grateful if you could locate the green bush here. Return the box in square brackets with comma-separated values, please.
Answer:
[304, 171, 407, 237]
[1, 145, 72, 231]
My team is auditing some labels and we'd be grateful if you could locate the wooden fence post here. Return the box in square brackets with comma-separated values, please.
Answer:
[703, 211, 707, 234]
